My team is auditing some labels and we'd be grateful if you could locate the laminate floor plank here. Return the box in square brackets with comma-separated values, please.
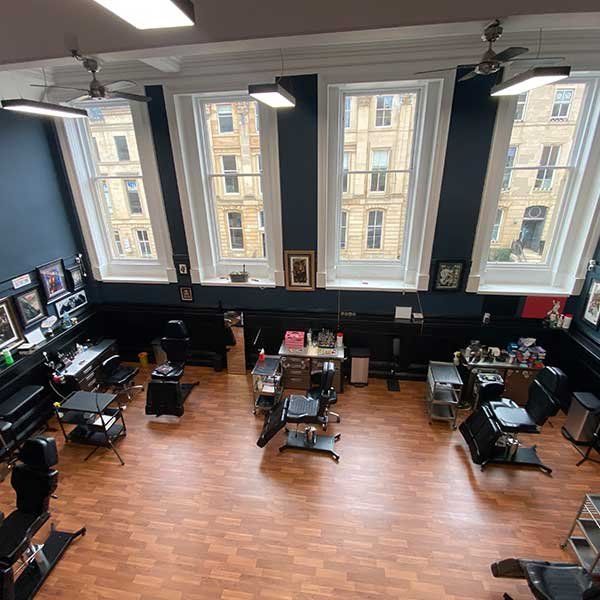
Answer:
[1, 367, 598, 599]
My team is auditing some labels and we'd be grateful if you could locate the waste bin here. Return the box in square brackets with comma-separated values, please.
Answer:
[563, 392, 600, 444]
[350, 348, 370, 386]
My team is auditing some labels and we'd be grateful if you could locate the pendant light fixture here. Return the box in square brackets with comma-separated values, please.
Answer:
[491, 66, 571, 96]
[248, 50, 295, 109]
[92, 0, 195, 29]
[1, 99, 88, 119]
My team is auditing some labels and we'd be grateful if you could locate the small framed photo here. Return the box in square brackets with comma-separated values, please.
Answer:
[66, 265, 85, 291]
[583, 280, 600, 328]
[433, 260, 465, 291]
[0, 298, 24, 352]
[55, 290, 88, 318]
[284, 251, 315, 291]
[179, 286, 193, 302]
[14, 287, 46, 328]
[37, 259, 69, 303]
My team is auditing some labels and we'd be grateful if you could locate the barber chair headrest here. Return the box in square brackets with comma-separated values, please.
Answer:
[19, 437, 58, 469]
[164, 320, 189, 339]
[535, 367, 568, 403]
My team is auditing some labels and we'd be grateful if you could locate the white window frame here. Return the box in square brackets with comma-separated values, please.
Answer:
[502, 145, 518, 191]
[227, 211, 244, 250]
[366, 209, 384, 249]
[514, 92, 528, 122]
[375, 95, 393, 127]
[167, 84, 284, 287]
[217, 104, 234, 134]
[340, 210, 348, 250]
[491, 208, 504, 243]
[221, 155, 240, 195]
[136, 229, 152, 256]
[467, 72, 600, 296]
[56, 96, 176, 284]
[551, 88, 575, 121]
[318, 73, 454, 291]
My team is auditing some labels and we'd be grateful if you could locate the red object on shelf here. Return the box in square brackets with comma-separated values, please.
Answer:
[285, 330, 305, 349]
[521, 296, 567, 319]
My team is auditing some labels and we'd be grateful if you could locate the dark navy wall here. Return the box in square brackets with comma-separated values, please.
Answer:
[0, 110, 80, 284]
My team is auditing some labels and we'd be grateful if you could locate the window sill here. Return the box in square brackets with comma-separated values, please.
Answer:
[325, 278, 417, 292]
[474, 283, 570, 296]
[201, 277, 276, 288]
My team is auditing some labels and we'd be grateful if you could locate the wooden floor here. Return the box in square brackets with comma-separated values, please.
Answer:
[1, 367, 599, 599]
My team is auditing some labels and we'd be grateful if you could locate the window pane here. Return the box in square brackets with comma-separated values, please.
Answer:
[340, 211, 348, 249]
[201, 98, 267, 259]
[514, 93, 528, 121]
[339, 92, 417, 261]
[79, 100, 157, 260]
[489, 82, 586, 264]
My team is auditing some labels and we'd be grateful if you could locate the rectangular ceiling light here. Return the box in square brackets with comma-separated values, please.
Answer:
[93, 0, 195, 29]
[248, 83, 295, 109]
[491, 66, 571, 96]
[1, 99, 88, 119]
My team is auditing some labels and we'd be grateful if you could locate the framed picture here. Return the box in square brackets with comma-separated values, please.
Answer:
[66, 265, 85, 291]
[284, 250, 315, 291]
[37, 259, 69, 303]
[14, 287, 46, 328]
[0, 298, 24, 352]
[55, 290, 88, 318]
[433, 260, 465, 291]
[179, 286, 193, 302]
[583, 280, 600, 328]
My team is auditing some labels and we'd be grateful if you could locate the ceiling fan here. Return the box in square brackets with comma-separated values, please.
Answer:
[415, 19, 563, 82]
[31, 50, 151, 103]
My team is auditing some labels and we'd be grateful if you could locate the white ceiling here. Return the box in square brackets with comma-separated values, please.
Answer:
[3, 0, 600, 69]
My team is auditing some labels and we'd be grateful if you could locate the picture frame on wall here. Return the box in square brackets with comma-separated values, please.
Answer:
[582, 280, 600, 328]
[0, 298, 24, 352]
[55, 290, 88, 318]
[433, 260, 465, 292]
[284, 250, 315, 291]
[66, 265, 85, 291]
[14, 287, 46, 328]
[179, 286, 193, 302]
[37, 259, 69, 303]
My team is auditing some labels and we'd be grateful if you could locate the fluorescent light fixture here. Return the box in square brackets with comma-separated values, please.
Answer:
[491, 66, 571, 96]
[93, 0, 195, 29]
[248, 83, 295, 108]
[1, 99, 88, 119]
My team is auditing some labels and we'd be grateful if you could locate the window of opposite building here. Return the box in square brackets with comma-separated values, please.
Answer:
[468, 74, 600, 295]
[170, 91, 283, 286]
[57, 98, 175, 283]
[319, 77, 452, 290]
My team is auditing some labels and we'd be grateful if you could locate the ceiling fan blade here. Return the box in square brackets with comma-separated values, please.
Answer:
[30, 84, 89, 92]
[494, 47, 529, 63]
[458, 70, 479, 82]
[414, 67, 457, 74]
[66, 94, 92, 103]
[104, 79, 137, 91]
[108, 91, 151, 103]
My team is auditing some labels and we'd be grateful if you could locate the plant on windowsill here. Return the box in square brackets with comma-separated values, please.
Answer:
[229, 264, 249, 283]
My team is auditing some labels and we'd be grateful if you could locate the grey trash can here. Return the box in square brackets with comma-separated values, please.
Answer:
[563, 392, 600, 444]
[350, 348, 370, 386]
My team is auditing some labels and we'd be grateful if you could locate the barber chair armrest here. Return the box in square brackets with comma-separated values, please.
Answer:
[0, 420, 14, 448]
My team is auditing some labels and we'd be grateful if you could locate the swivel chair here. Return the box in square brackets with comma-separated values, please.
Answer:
[491, 557, 600, 600]
[99, 355, 143, 407]
[257, 395, 341, 461]
[0, 437, 85, 600]
[459, 366, 567, 474]
[145, 320, 199, 417]
[308, 361, 340, 430]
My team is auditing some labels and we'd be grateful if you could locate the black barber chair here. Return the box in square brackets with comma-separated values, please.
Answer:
[0, 437, 85, 600]
[99, 355, 143, 407]
[459, 367, 568, 475]
[145, 320, 199, 417]
[308, 361, 340, 431]
[491, 557, 600, 600]
[257, 392, 341, 462]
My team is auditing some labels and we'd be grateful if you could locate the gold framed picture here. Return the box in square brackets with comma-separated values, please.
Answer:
[284, 250, 315, 291]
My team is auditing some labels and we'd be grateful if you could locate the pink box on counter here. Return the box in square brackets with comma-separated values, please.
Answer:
[285, 330, 305, 349]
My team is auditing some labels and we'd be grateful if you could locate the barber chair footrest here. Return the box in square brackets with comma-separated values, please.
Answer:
[11, 526, 85, 600]
[280, 429, 340, 462]
[485, 445, 552, 475]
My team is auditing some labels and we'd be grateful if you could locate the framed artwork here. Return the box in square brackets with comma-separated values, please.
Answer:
[55, 290, 88, 317]
[583, 280, 600, 328]
[179, 286, 193, 302]
[433, 260, 465, 292]
[14, 287, 46, 328]
[37, 259, 69, 303]
[284, 250, 315, 291]
[66, 265, 85, 291]
[0, 298, 24, 352]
